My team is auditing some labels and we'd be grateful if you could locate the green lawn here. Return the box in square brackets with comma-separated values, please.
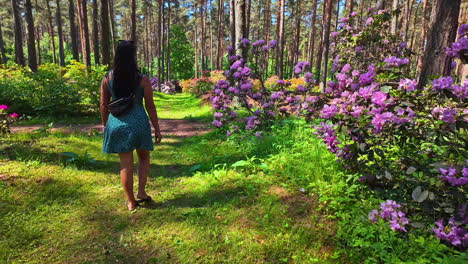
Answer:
[1, 94, 343, 263]
[16, 92, 212, 126]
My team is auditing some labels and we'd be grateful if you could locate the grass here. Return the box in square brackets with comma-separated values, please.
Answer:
[16, 92, 212, 125]
[0, 93, 344, 263]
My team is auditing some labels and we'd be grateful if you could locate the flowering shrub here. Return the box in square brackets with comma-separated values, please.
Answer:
[0, 104, 18, 134]
[211, 7, 467, 249]
[180, 77, 214, 95]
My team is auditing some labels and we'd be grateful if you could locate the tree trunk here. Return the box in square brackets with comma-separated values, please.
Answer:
[390, 0, 398, 34]
[348, 0, 354, 15]
[12, 0, 25, 65]
[263, 0, 271, 76]
[69, 0, 80, 61]
[100, 0, 111, 66]
[45, 0, 57, 64]
[0, 17, 8, 64]
[56, 0, 65, 66]
[209, 0, 214, 71]
[160, 0, 165, 82]
[277, 0, 285, 78]
[216, 0, 224, 69]
[418, 0, 461, 86]
[35, 0, 42, 64]
[229, 0, 236, 50]
[416, 0, 429, 73]
[194, 1, 198, 78]
[409, 1, 420, 49]
[201, 0, 207, 72]
[130, 0, 136, 42]
[245, 0, 251, 40]
[92, 0, 100, 65]
[292, 0, 302, 77]
[77, 0, 91, 66]
[308, 0, 318, 70]
[108, 0, 116, 53]
[377, 0, 387, 10]
[235, 0, 247, 58]
[335, 0, 340, 31]
[25, 0, 38, 71]
[166, 0, 171, 80]
[320, 0, 333, 88]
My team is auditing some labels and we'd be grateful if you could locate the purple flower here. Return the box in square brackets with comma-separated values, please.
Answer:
[384, 56, 409, 67]
[321, 105, 338, 119]
[331, 31, 339, 37]
[365, 17, 374, 25]
[255, 131, 262, 138]
[214, 112, 223, 118]
[350, 11, 357, 17]
[212, 120, 222, 127]
[252, 39, 265, 47]
[433, 218, 468, 247]
[230, 60, 242, 70]
[341, 64, 351, 73]
[458, 24, 468, 37]
[355, 46, 363, 52]
[369, 200, 409, 232]
[0, 105, 7, 110]
[8, 113, 18, 118]
[441, 108, 457, 123]
[240, 38, 250, 47]
[398, 78, 417, 92]
[270, 91, 284, 100]
[432, 76, 453, 91]
[340, 17, 348, 23]
[371, 91, 387, 106]
[452, 83, 468, 99]
[368, 209, 379, 223]
[440, 167, 468, 186]
[269, 40, 278, 49]
[226, 130, 232, 137]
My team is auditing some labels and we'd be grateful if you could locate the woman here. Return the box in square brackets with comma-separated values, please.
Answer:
[100, 40, 162, 211]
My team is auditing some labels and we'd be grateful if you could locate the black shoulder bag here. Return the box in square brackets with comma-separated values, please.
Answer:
[106, 71, 135, 117]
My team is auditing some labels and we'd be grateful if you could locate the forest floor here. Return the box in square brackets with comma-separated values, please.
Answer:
[0, 93, 338, 263]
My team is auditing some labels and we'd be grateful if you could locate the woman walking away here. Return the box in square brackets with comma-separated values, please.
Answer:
[100, 40, 162, 211]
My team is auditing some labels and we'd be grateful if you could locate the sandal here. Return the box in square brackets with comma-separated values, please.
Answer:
[136, 195, 152, 204]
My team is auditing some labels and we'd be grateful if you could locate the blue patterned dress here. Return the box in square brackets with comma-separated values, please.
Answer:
[102, 77, 154, 153]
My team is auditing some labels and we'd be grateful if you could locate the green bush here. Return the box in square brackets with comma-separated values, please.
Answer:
[0, 62, 107, 116]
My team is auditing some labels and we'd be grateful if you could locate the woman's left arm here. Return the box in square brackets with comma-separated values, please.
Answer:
[100, 77, 110, 129]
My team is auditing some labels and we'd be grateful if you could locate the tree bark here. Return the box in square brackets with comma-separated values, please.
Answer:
[216, 0, 224, 69]
[56, 0, 65, 66]
[77, 0, 91, 66]
[416, 0, 429, 73]
[69, 0, 80, 61]
[108, 0, 116, 53]
[166, 0, 171, 80]
[12, 0, 25, 65]
[245, 0, 250, 40]
[235, 0, 247, 58]
[194, 1, 198, 78]
[390, 0, 398, 34]
[292, 0, 302, 77]
[348, 0, 354, 15]
[0, 17, 7, 64]
[92, 0, 100, 65]
[25, 0, 38, 71]
[45, 0, 57, 64]
[263, 0, 271, 76]
[100, 0, 111, 66]
[308, 0, 318, 70]
[277, 0, 285, 78]
[201, 0, 207, 72]
[130, 0, 136, 42]
[320, 0, 333, 88]
[418, 0, 461, 86]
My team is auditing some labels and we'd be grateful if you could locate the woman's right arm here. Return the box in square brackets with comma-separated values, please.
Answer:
[142, 76, 162, 143]
[100, 77, 110, 129]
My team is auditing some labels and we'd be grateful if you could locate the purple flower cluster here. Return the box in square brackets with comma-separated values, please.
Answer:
[431, 77, 467, 100]
[398, 78, 417, 92]
[431, 107, 458, 124]
[445, 24, 468, 59]
[294, 61, 310, 75]
[369, 200, 409, 232]
[383, 56, 409, 67]
[439, 165, 468, 187]
[433, 216, 468, 247]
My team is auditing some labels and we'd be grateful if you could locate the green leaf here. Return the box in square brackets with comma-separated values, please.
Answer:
[380, 86, 391, 93]
[189, 164, 202, 172]
[231, 160, 250, 168]
[412, 186, 429, 203]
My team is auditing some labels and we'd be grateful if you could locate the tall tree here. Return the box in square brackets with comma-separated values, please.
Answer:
[92, 0, 100, 65]
[235, 0, 247, 58]
[390, 0, 398, 34]
[263, 0, 271, 75]
[166, 0, 171, 80]
[320, 0, 333, 87]
[46, 0, 57, 64]
[77, 0, 91, 66]
[201, 0, 207, 72]
[229, 0, 236, 50]
[69, 0, 80, 61]
[416, 0, 429, 72]
[308, 0, 318, 71]
[100, 0, 111, 66]
[11, 0, 25, 65]
[348, 0, 354, 15]
[292, 0, 302, 77]
[0, 17, 7, 64]
[25, 0, 38, 71]
[216, 0, 224, 69]
[130, 0, 136, 41]
[56, 0, 65, 66]
[108, 0, 116, 52]
[418, 0, 461, 86]
[276, 0, 284, 77]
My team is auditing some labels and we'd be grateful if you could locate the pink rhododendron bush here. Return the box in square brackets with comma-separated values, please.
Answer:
[211, 9, 467, 253]
[0, 104, 18, 134]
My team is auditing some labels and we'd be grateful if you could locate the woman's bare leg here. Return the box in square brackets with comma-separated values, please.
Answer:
[119, 151, 137, 210]
[136, 149, 150, 200]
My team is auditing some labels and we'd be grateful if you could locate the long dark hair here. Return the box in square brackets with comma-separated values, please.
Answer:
[112, 40, 140, 97]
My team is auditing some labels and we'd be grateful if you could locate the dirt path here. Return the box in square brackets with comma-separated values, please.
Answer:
[11, 119, 212, 137]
